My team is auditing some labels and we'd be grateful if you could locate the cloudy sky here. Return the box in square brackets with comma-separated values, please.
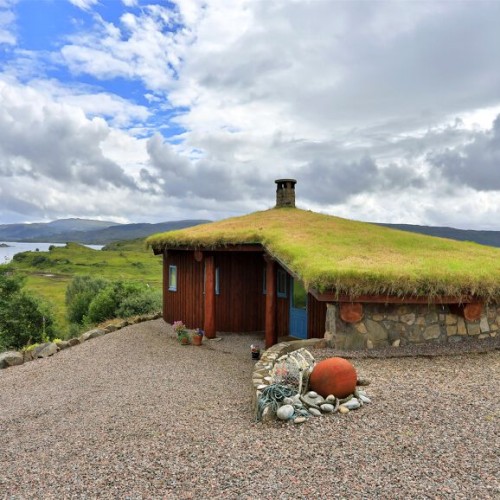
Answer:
[1, 0, 500, 229]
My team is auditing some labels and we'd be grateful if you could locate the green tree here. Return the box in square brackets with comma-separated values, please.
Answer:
[0, 268, 55, 350]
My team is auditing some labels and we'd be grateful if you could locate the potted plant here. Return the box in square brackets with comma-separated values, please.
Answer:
[173, 320, 190, 345]
[191, 328, 204, 346]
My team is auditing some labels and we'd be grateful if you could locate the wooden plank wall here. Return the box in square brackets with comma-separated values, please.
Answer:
[215, 252, 266, 332]
[276, 270, 290, 336]
[308, 293, 327, 338]
[163, 251, 204, 328]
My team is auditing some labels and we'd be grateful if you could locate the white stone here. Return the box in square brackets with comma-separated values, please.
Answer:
[343, 398, 361, 410]
[320, 404, 334, 413]
[359, 394, 371, 404]
[308, 408, 322, 417]
[294, 416, 306, 424]
[480, 317, 490, 333]
[307, 391, 318, 398]
[392, 339, 401, 347]
[283, 397, 294, 405]
[326, 395, 336, 403]
[277, 405, 295, 420]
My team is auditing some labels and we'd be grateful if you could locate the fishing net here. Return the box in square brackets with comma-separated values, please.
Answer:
[269, 348, 316, 394]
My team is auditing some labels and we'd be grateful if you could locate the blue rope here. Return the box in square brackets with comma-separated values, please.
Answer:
[256, 384, 298, 422]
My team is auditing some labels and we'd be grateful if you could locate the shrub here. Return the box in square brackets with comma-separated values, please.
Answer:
[117, 289, 162, 318]
[66, 275, 109, 324]
[0, 269, 55, 349]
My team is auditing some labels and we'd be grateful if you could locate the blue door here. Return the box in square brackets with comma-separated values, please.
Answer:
[289, 278, 308, 339]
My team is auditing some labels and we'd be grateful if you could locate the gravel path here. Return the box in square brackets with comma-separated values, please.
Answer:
[1, 320, 499, 499]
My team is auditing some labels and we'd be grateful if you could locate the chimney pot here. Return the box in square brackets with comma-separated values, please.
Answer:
[275, 179, 297, 208]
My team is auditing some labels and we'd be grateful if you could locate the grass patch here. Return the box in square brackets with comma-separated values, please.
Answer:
[147, 208, 500, 301]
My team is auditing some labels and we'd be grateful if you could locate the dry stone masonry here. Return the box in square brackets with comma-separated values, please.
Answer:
[325, 303, 499, 350]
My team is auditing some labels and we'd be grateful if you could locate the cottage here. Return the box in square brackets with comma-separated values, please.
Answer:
[148, 180, 500, 349]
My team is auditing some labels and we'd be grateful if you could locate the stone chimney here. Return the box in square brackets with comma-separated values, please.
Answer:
[275, 179, 297, 208]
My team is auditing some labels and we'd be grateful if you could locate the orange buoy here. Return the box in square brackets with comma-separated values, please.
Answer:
[309, 357, 357, 398]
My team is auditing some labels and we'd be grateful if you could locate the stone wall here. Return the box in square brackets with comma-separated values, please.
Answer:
[325, 303, 498, 350]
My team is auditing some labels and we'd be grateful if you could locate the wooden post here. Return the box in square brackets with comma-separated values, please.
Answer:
[204, 255, 216, 338]
[265, 258, 277, 348]
[162, 250, 168, 321]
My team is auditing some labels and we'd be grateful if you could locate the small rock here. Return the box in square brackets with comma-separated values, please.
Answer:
[293, 402, 303, 410]
[308, 408, 322, 417]
[294, 416, 306, 424]
[32, 342, 58, 359]
[339, 405, 350, 414]
[55, 340, 70, 350]
[320, 404, 334, 413]
[283, 397, 294, 405]
[0, 351, 24, 369]
[357, 378, 371, 386]
[326, 395, 336, 403]
[359, 394, 371, 404]
[307, 391, 318, 398]
[392, 339, 401, 347]
[343, 398, 361, 410]
[257, 384, 267, 390]
[67, 338, 80, 347]
[79, 328, 106, 342]
[277, 404, 295, 420]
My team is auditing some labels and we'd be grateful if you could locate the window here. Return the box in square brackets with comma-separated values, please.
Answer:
[277, 269, 287, 298]
[203, 265, 220, 295]
[292, 279, 307, 309]
[168, 265, 177, 291]
[262, 267, 267, 295]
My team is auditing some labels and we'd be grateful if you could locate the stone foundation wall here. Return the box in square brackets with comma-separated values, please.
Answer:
[325, 303, 498, 350]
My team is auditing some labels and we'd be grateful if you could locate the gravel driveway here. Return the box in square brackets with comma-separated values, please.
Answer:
[1, 320, 499, 499]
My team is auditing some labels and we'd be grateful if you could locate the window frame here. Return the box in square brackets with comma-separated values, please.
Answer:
[168, 265, 177, 292]
[277, 269, 287, 298]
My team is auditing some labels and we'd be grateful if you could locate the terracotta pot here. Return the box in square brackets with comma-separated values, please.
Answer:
[192, 335, 203, 346]
[179, 336, 190, 345]
[309, 357, 357, 398]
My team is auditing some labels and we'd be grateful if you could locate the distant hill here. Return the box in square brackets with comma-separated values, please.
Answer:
[376, 223, 500, 248]
[0, 219, 210, 244]
[0, 218, 119, 241]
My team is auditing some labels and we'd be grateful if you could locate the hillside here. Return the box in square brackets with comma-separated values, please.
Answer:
[377, 223, 500, 248]
[0, 219, 210, 244]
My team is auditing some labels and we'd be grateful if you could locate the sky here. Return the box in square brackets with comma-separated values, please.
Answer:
[1, 0, 500, 229]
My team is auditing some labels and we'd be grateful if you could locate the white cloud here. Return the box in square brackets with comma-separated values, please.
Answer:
[68, 0, 99, 11]
[0, 0, 16, 45]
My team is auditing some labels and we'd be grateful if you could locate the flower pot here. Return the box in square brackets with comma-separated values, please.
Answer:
[179, 336, 190, 345]
[192, 335, 203, 346]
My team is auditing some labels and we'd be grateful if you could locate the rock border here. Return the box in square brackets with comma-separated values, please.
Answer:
[0, 312, 163, 370]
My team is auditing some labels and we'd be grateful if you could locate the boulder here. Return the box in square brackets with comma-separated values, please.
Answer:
[67, 338, 80, 347]
[0, 351, 24, 369]
[55, 340, 70, 350]
[79, 328, 106, 342]
[104, 324, 119, 333]
[32, 342, 58, 358]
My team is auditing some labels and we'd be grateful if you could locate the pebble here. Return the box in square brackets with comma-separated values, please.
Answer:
[320, 403, 334, 413]
[277, 404, 295, 420]
[326, 395, 336, 403]
[339, 405, 350, 414]
[307, 391, 318, 398]
[359, 394, 371, 404]
[293, 416, 306, 424]
[283, 397, 294, 405]
[343, 398, 361, 410]
[308, 408, 322, 417]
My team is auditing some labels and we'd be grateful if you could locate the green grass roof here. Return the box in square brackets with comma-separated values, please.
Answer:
[147, 208, 500, 301]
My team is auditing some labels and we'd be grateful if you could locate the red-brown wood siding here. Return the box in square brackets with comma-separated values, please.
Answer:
[307, 293, 326, 338]
[276, 269, 290, 337]
[215, 252, 266, 332]
[164, 250, 267, 333]
[163, 251, 204, 328]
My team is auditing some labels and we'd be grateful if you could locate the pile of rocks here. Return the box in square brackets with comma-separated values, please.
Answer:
[0, 312, 162, 370]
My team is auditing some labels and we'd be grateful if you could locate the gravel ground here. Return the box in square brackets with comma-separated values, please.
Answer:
[1, 320, 499, 499]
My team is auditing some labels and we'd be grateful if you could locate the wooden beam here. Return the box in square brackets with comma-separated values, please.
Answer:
[463, 302, 482, 321]
[204, 255, 216, 339]
[265, 258, 277, 348]
[309, 288, 479, 305]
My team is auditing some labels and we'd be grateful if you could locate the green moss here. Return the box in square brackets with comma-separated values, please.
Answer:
[147, 208, 500, 301]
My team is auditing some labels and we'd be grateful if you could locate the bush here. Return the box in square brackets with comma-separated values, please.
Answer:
[117, 289, 162, 318]
[0, 269, 55, 349]
[66, 275, 109, 324]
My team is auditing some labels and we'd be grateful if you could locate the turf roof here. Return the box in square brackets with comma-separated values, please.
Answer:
[147, 208, 500, 301]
